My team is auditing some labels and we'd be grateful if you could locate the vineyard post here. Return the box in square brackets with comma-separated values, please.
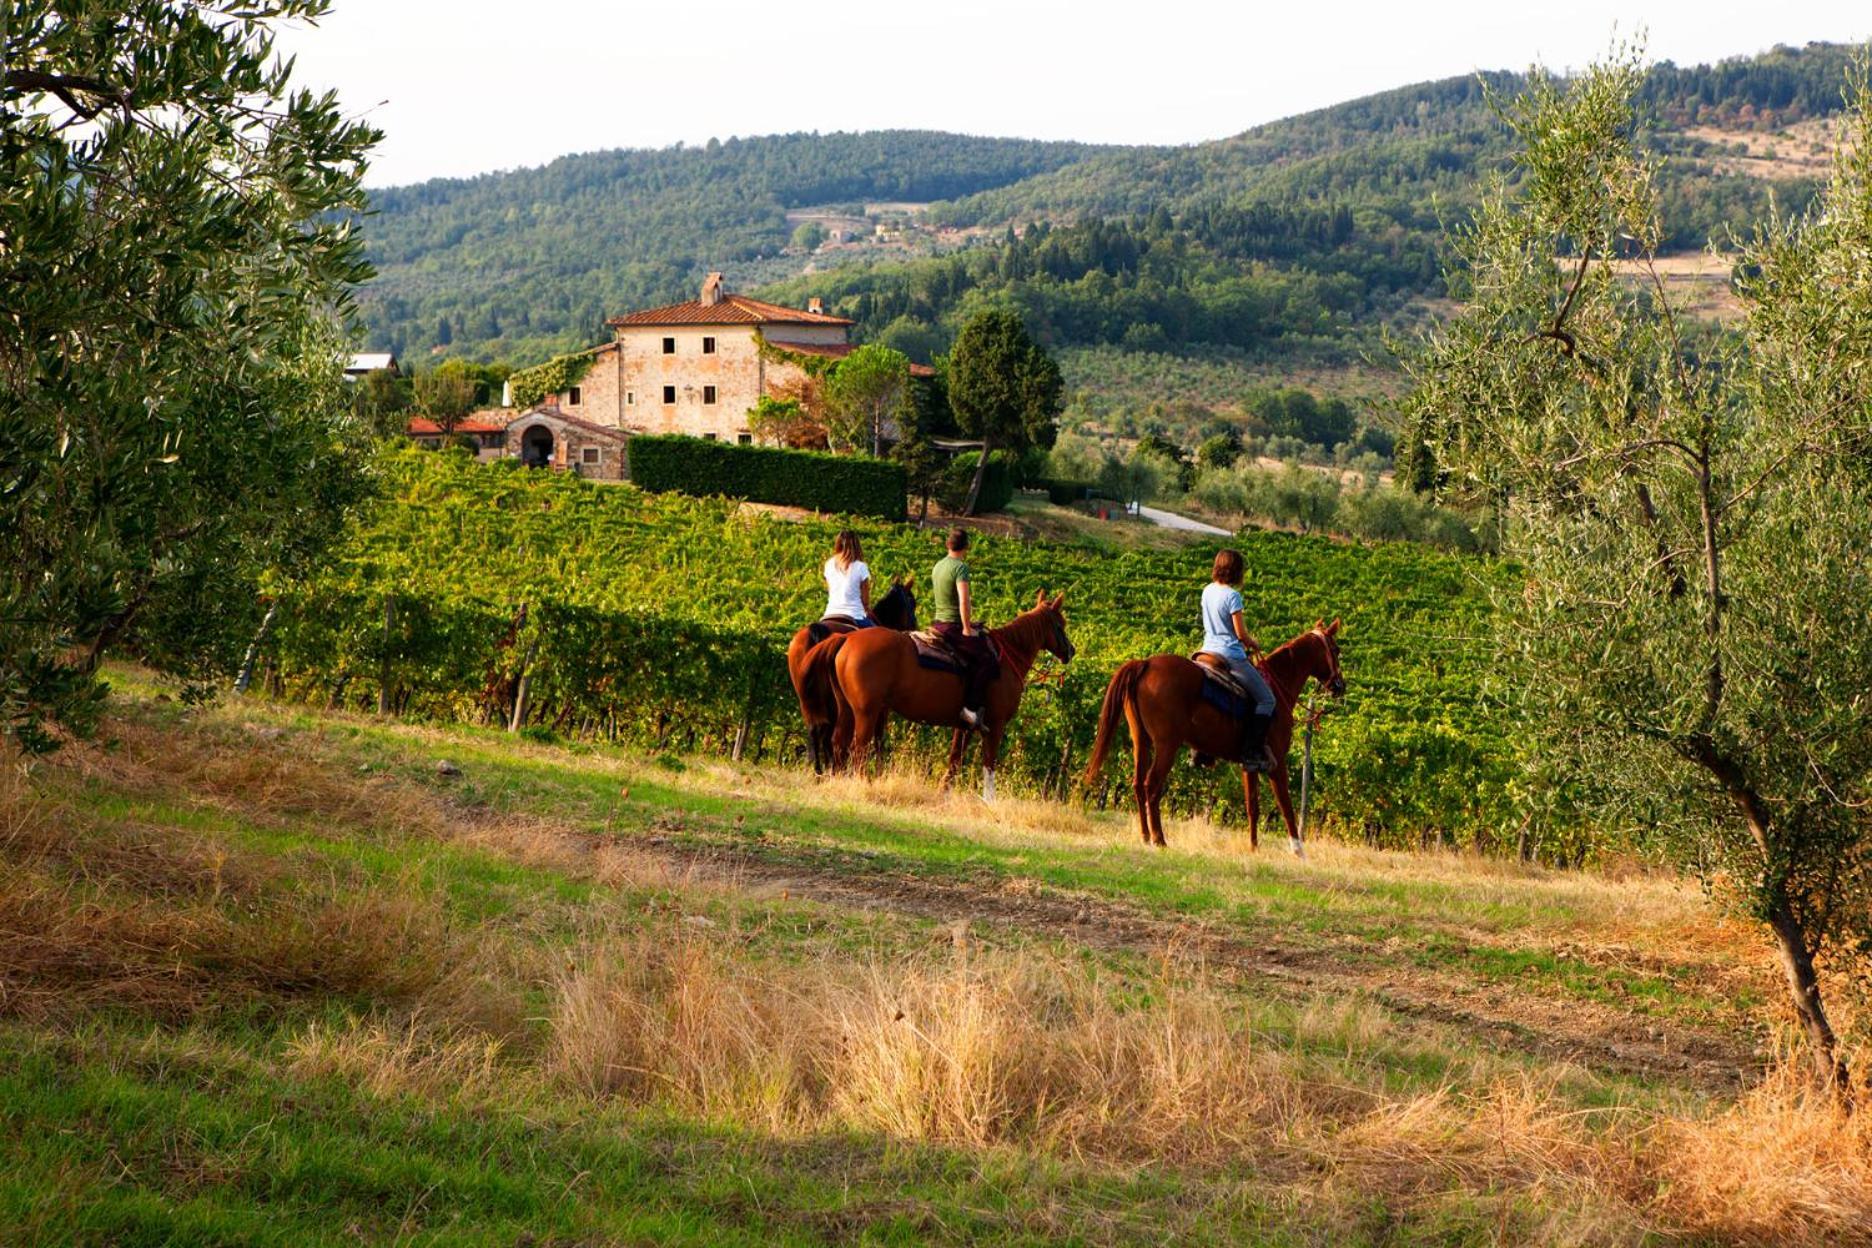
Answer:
[1296, 698, 1316, 847]
[731, 681, 754, 763]
[376, 595, 395, 717]
[509, 631, 541, 733]
[234, 602, 277, 695]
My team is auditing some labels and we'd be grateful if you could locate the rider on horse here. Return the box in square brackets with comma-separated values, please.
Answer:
[821, 530, 874, 630]
[931, 527, 998, 729]
[1201, 549, 1277, 772]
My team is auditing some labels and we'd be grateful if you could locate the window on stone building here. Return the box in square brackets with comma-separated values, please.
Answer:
[737, 433, 752, 445]
[702, 336, 716, 354]
[582, 447, 601, 465]
[626, 391, 634, 405]
[567, 386, 581, 406]
[662, 385, 676, 404]
[662, 337, 676, 354]
[703, 433, 718, 441]
[702, 385, 717, 405]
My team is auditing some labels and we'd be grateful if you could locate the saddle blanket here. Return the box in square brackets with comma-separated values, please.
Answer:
[1191, 653, 1264, 721]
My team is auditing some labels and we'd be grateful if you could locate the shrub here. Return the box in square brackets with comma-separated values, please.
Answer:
[942, 451, 1014, 513]
[1041, 478, 1094, 505]
[628, 435, 905, 520]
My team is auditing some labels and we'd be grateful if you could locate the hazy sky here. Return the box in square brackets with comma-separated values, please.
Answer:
[276, 1, 1868, 187]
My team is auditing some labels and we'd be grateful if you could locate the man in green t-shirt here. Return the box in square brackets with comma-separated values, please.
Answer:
[931, 527, 997, 728]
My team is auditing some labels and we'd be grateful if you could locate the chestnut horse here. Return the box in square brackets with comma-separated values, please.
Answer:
[810, 592, 1075, 800]
[786, 579, 917, 773]
[1082, 620, 1344, 853]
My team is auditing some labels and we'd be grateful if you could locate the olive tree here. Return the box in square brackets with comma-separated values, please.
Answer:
[2, 2, 379, 750]
[1403, 51, 1872, 1095]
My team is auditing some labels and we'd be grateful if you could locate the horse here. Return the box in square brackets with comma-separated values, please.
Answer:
[809, 591, 1075, 801]
[1081, 620, 1344, 853]
[786, 579, 917, 773]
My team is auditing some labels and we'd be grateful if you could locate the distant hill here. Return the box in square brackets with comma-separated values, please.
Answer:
[358, 132, 1107, 362]
[356, 42, 1859, 386]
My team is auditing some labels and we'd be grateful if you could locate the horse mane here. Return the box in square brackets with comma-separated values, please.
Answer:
[1261, 628, 1326, 696]
[989, 601, 1059, 658]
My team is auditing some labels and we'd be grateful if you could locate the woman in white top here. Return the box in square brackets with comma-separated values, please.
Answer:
[822, 530, 874, 627]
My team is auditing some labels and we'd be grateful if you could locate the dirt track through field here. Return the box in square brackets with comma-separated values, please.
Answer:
[637, 835, 1763, 1095]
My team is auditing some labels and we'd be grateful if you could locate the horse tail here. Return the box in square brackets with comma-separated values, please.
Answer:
[1082, 659, 1146, 787]
[800, 633, 849, 725]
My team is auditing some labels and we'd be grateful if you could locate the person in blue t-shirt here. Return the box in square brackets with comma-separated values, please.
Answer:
[1198, 548, 1278, 771]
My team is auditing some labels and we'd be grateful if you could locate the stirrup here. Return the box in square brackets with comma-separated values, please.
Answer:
[959, 707, 982, 729]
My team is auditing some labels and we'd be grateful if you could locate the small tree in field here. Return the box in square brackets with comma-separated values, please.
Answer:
[1404, 51, 1872, 1095]
[823, 343, 911, 456]
[947, 309, 1062, 515]
[414, 369, 479, 439]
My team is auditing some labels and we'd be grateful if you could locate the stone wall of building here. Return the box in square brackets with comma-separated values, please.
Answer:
[504, 408, 629, 480]
[550, 322, 849, 443]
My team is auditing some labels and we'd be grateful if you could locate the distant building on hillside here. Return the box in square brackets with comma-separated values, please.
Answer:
[345, 351, 399, 379]
[536, 273, 927, 444]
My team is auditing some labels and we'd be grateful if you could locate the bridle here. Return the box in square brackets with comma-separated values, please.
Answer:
[1310, 627, 1345, 696]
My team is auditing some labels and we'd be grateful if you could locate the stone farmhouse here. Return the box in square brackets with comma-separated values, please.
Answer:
[540, 273, 928, 443]
[405, 273, 927, 476]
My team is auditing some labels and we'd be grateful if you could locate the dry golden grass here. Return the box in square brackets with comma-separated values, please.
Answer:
[0, 743, 521, 1035]
[285, 1013, 507, 1101]
[530, 922, 1870, 1242]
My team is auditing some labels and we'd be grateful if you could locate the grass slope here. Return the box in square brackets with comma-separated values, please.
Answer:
[3, 677, 1866, 1245]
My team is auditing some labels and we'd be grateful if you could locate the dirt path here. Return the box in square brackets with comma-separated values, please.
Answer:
[638, 835, 1762, 1095]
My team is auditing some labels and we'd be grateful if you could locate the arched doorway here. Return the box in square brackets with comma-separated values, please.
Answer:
[521, 424, 554, 468]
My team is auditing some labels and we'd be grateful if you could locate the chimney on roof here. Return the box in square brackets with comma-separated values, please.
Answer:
[807, 297, 824, 315]
[700, 272, 725, 306]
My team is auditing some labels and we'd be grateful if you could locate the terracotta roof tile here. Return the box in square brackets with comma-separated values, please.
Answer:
[607, 293, 852, 328]
[407, 416, 511, 435]
[514, 405, 631, 440]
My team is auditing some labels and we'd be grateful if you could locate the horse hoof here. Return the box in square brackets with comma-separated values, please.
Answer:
[1288, 837, 1305, 858]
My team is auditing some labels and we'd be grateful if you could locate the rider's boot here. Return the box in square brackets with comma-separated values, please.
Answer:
[1239, 711, 1276, 773]
[958, 667, 989, 731]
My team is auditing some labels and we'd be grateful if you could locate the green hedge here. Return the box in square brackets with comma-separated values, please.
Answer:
[1040, 478, 1094, 505]
[628, 435, 906, 520]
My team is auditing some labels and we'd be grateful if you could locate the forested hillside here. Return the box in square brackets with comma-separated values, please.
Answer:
[359, 42, 1858, 381]
[360, 132, 1104, 362]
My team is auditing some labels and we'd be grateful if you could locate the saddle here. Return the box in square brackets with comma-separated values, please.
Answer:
[1191, 653, 1274, 771]
[1191, 652, 1259, 720]
[910, 629, 999, 675]
[805, 615, 861, 647]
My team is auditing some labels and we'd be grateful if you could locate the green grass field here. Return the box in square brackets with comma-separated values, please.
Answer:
[3, 674, 1866, 1246]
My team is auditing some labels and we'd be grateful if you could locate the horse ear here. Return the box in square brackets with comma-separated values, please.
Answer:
[1326, 617, 1341, 636]
[1034, 588, 1047, 608]
[1051, 590, 1066, 609]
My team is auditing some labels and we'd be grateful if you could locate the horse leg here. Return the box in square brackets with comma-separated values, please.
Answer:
[1242, 769, 1260, 852]
[942, 728, 968, 791]
[1144, 745, 1175, 848]
[849, 705, 888, 776]
[980, 727, 1004, 803]
[1123, 733, 1153, 849]
[1268, 765, 1303, 857]
[830, 691, 856, 773]
[810, 724, 830, 775]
